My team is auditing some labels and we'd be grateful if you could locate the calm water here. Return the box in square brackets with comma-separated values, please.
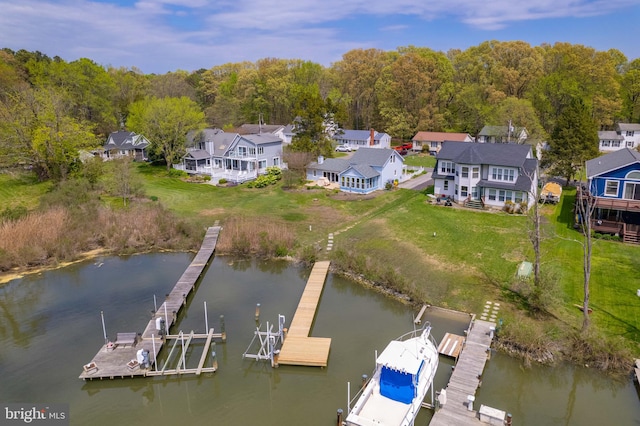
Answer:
[0, 253, 638, 426]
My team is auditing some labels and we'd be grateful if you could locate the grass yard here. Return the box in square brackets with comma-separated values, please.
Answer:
[0, 172, 52, 211]
[403, 153, 436, 168]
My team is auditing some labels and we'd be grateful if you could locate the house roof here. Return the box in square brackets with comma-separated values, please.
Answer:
[185, 149, 210, 160]
[240, 133, 283, 145]
[617, 123, 640, 132]
[437, 142, 532, 168]
[598, 130, 624, 141]
[412, 131, 472, 142]
[347, 164, 379, 179]
[586, 148, 640, 178]
[335, 129, 389, 142]
[351, 147, 401, 166]
[239, 123, 285, 134]
[105, 131, 149, 150]
[307, 158, 350, 173]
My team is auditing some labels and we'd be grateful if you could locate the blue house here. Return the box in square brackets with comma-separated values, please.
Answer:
[585, 148, 640, 243]
[306, 148, 404, 194]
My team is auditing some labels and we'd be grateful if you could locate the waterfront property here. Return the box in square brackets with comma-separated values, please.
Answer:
[101, 130, 150, 161]
[432, 141, 538, 211]
[411, 131, 474, 155]
[306, 148, 406, 194]
[598, 123, 640, 153]
[584, 148, 640, 243]
[79, 226, 222, 380]
[175, 129, 284, 183]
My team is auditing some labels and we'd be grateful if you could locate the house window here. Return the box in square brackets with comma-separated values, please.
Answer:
[605, 180, 619, 196]
[461, 186, 468, 197]
[313, 170, 317, 177]
[431, 142, 438, 148]
[627, 131, 635, 137]
[505, 190, 513, 201]
[461, 167, 469, 178]
[472, 167, 479, 179]
[601, 140, 610, 147]
[492, 168, 502, 180]
[488, 189, 496, 200]
[627, 171, 640, 180]
[498, 190, 506, 202]
[440, 161, 455, 174]
[258, 160, 267, 169]
[238, 146, 247, 156]
[249, 147, 256, 155]
[443, 180, 449, 191]
[491, 167, 514, 182]
[624, 182, 640, 200]
[471, 186, 478, 198]
[627, 141, 635, 148]
[258, 147, 264, 155]
[515, 192, 523, 203]
[455, 184, 459, 195]
[612, 140, 621, 147]
[273, 157, 280, 166]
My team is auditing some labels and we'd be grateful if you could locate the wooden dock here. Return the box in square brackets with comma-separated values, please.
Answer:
[438, 333, 465, 360]
[79, 226, 221, 380]
[430, 319, 501, 426]
[277, 260, 331, 367]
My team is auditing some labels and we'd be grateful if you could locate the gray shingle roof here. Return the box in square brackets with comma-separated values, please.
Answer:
[351, 147, 401, 166]
[617, 123, 640, 132]
[586, 148, 640, 178]
[105, 131, 149, 150]
[241, 133, 283, 145]
[307, 158, 350, 173]
[185, 149, 210, 160]
[347, 164, 379, 179]
[437, 142, 532, 168]
[598, 130, 624, 140]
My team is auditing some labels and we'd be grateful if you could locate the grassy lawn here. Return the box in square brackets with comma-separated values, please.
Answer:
[3, 165, 638, 350]
[0, 172, 52, 211]
[403, 153, 436, 168]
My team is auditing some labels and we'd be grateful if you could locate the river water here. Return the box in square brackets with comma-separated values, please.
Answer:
[0, 253, 638, 426]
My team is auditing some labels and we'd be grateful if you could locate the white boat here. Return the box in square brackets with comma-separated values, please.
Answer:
[345, 324, 439, 426]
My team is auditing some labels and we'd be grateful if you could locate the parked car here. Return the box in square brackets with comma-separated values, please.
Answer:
[335, 144, 352, 152]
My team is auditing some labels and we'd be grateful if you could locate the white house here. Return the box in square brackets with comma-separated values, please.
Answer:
[333, 129, 391, 150]
[433, 142, 538, 211]
[598, 123, 640, 152]
[306, 148, 404, 194]
[102, 131, 150, 161]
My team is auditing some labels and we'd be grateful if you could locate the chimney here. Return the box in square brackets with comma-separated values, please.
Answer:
[370, 128, 375, 146]
[318, 155, 324, 164]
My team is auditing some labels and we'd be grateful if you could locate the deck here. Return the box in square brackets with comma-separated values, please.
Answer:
[438, 333, 465, 360]
[79, 226, 221, 380]
[430, 319, 500, 426]
[277, 260, 331, 367]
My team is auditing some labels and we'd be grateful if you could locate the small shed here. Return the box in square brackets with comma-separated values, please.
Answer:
[516, 261, 533, 279]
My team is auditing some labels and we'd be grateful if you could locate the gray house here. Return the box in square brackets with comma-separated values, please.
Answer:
[306, 148, 405, 194]
[176, 129, 284, 183]
[102, 130, 150, 161]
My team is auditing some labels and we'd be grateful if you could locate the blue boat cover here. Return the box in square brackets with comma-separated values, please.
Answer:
[379, 361, 424, 404]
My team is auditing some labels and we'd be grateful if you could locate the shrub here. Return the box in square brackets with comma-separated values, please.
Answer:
[218, 178, 227, 184]
[503, 200, 515, 214]
[150, 195, 158, 202]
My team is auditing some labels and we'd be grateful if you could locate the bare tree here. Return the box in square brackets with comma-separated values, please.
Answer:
[575, 184, 597, 331]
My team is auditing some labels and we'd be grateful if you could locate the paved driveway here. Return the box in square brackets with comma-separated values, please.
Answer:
[399, 169, 433, 190]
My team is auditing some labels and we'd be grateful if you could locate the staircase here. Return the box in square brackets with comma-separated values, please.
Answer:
[622, 223, 640, 244]
[465, 199, 484, 210]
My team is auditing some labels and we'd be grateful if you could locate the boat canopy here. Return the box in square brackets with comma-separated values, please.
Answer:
[376, 340, 425, 404]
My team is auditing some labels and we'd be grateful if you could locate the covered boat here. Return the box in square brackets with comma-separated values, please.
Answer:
[345, 324, 439, 426]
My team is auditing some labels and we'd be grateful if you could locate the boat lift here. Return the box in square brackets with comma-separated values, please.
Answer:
[242, 314, 286, 368]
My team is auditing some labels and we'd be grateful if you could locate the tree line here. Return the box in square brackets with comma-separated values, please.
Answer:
[1, 41, 639, 181]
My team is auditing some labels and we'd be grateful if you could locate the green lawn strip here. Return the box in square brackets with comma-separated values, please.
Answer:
[403, 153, 436, 168]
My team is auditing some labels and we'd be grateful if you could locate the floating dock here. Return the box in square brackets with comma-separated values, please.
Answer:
[277, 260, 331, 367]
[430, 318, 505, 425]
[438, 333, 465, 360]
[79, 226, 221, 380]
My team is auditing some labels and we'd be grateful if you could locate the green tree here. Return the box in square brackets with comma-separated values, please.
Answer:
[126, 96, 205, 170]
[620, 59, 640, 122]
[545, 98, 599, 183]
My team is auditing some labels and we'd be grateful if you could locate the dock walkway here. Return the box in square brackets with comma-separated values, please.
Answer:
[277, 260, 331, 367]
[430, 319, 498, 426]
[79, 226, 221, 380]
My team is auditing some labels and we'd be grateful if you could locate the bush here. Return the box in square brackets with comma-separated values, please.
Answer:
[218, 178, 227, 184]
[503, 200, 515, 214]
[150, 195, 158, 202]
[0, 205, 29, 223]
[168, 169, 188, 178]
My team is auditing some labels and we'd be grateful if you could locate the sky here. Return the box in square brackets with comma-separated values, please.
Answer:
[1, 0, 640, 75]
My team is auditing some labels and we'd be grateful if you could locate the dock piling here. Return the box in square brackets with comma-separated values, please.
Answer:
[255, 303, 261, 321]
[336, 408, 343, 426]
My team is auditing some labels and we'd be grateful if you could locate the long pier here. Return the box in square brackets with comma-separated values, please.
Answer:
[277, 260, 331, 367]
[430, 318, 505, 425]
[79, 226, 221, 380]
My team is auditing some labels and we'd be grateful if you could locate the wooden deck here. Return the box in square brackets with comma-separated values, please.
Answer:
[438, 333, 465, 360]
[79, 226, 221, 380]
[430, 319, 500, 426]
[277, 261, 331, 367]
